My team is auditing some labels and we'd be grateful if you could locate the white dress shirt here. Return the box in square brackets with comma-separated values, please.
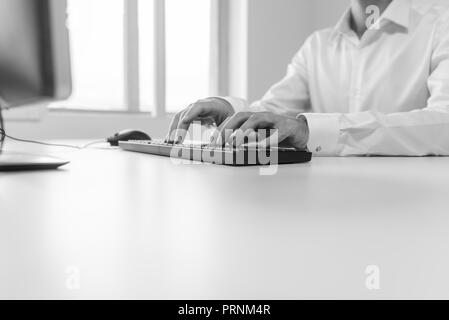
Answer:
[223, 0, 449, 156]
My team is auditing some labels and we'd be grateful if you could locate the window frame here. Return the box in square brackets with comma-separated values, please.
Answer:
[50, 0, 229, 117]
[5, 0, 231, 139]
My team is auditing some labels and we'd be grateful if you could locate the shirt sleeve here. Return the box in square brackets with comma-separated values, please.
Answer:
[219, 34, 313, 117]
[303, 18, 449, 157]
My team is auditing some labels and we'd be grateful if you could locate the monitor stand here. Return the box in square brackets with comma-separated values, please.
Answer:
[0, 151, 70, 171]
[0, 105, 69, 172]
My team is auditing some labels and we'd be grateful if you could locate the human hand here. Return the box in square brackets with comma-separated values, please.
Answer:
[165, 97, 235, 144]
[210, 112, 309, 149]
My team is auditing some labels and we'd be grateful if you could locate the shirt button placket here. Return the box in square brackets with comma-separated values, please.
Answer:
[350, 43, 362, 112]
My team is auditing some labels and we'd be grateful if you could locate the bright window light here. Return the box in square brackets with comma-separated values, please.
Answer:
[138, 0, 155, 113]
[165, 0, 211, 113]
[62, 0, 125, 110]
[53, 0, 213, 114]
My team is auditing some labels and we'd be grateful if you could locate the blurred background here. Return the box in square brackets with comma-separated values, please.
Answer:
[5, 0, 446, 140]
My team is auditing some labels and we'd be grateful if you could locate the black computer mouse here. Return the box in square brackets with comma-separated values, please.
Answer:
[107, 129, 151, 146]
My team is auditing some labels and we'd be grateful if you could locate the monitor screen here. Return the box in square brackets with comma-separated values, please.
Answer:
[0, 0, 71, 108]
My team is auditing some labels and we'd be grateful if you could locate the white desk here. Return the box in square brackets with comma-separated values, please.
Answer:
[1, 141, 449, 299]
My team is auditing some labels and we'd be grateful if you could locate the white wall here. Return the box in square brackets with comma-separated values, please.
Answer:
[4, 109, 171, 140]
[312, 0, 348, 30]
[237, 0, 348, 102]
[246, 0, 314, 102]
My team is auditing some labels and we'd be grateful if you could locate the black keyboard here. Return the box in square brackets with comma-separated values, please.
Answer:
[119, 140, 312, 166]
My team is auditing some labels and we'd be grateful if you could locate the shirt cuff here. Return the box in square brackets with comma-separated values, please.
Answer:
[215, 96, 248, 112]
[302, 113, 341, 156]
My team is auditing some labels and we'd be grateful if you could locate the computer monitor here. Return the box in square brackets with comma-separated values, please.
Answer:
[0, 0, 71, 108]
[0, 0, 72, 170]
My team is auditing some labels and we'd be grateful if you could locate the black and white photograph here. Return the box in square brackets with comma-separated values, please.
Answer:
[1, 0, 449, 310]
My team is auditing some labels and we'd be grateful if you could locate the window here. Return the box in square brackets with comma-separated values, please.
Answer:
[54, 0, 217, 115]
[165, 0, 211, 113]
[64, 0, 125, 111]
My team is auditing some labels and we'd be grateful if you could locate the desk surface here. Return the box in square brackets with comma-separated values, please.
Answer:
[1, 141, 449, 299]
